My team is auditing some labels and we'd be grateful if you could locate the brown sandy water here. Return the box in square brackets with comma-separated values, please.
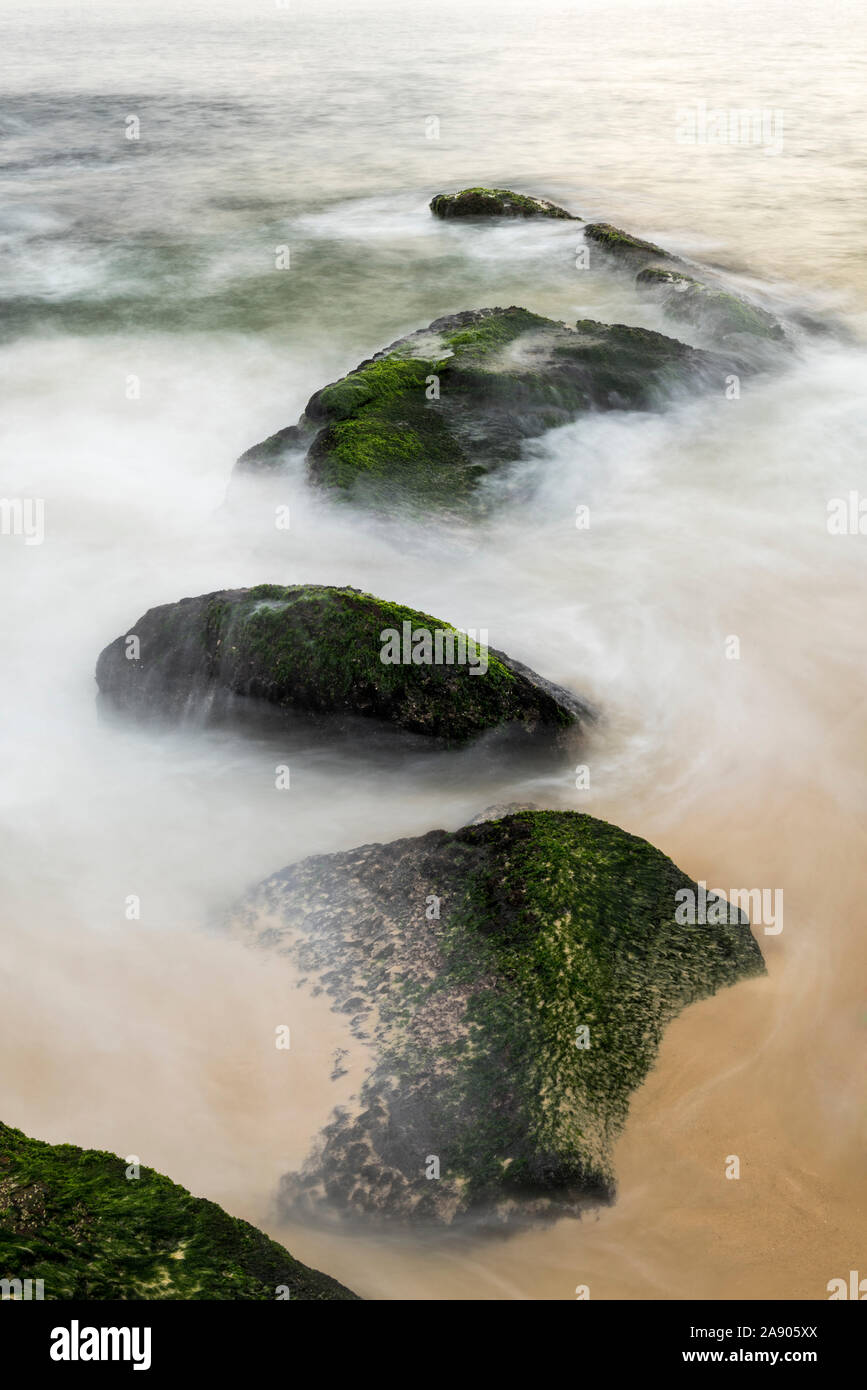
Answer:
[4, 604, 864, 1299]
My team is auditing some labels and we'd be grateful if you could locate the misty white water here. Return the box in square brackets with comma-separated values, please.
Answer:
[1, 0, 866, 1298]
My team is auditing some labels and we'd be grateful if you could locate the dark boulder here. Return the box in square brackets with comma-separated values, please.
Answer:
[583, 221, 676, 267]
[95, 584, 592, 748]
[234, 810, 767, 1226]
[234, 307, 737, 511]
[430, 187, 578, 220]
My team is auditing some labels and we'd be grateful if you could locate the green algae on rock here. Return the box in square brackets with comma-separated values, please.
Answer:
[636, 266, 784, 342]
[236, 307, 735, 509]
[235, 810, 766, 1226]
[430, 187, 578, 219]
[0, 1121, 358, 1299]
[94, 584, 592, 746]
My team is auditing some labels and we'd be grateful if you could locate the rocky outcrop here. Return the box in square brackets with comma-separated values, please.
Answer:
[235, 423, 308, 473]
[636, 266, 784, 342]
[583, 225, 785, 344]
[95, 584, 593, 748]
[234, 810, 766, 1227]
[430, 187, 578, 220]
[235, 307, 736, 508]
[0, 1121, 358, 1300]
[583, 221, 675, 267]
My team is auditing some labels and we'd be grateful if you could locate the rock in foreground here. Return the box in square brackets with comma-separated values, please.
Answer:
[430, 187, 578, 219]
[0, 1121, 358, 1300]
[236, 307, 735, 509]
[236, 810, 766, 1226]
[95, 584, 591, 747]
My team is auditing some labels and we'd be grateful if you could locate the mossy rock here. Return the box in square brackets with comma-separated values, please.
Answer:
[236, 307, 736, 510]
[430, 187, 578, 220]
[0, 1122, 358, 1299]
[235, 809, 766, 1226]
[636, 266, 784, 342]
[583, 222, 675, 266]
[94, 584, 592, 747]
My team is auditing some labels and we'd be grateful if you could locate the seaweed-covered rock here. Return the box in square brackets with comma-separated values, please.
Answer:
[583, 221, 676, 267]
[95, 584, 591, 747]
[235, 810, 766, 1226]
[235, 307, 735, 508]
[636, 266, 784, 342]
[0, 1121, 358, 1300]
[430, 187, 578, 220]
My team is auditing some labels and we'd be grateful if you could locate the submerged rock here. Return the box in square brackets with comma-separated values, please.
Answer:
[583, 221, 675, 266]
[235, 810, 766, 1226]
[235, 307, 734, 509]
[0, 1121, 358, 1300]
[636, 266, 784, 342]
[430, 187, 578, 220]
[235, 423, 308, 474]
[94, 584, 592, 747]
[584, 225, 786, 348]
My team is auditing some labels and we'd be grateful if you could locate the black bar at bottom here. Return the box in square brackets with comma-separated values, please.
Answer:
[0, 1298, 860, 1375]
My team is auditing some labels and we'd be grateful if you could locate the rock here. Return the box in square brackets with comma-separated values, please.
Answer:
[95, 584, 593, 748]
[235, 424, 308, 475]
[583, 226, 787, 349]
[234, 810, 766, 1226]
[636, 266, 785, 342]
[430, 187, 578, 220]
[467, 801, 540, 824]
[583, 221, 676, 267]
[235, 307, 736, 509]
[0, 1121, 358, 1299]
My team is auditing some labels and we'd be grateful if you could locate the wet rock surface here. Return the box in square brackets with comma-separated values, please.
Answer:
[95, 583, 593, 748]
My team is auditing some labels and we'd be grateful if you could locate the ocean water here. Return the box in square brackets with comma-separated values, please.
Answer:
[1, 0, 866, 1299]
